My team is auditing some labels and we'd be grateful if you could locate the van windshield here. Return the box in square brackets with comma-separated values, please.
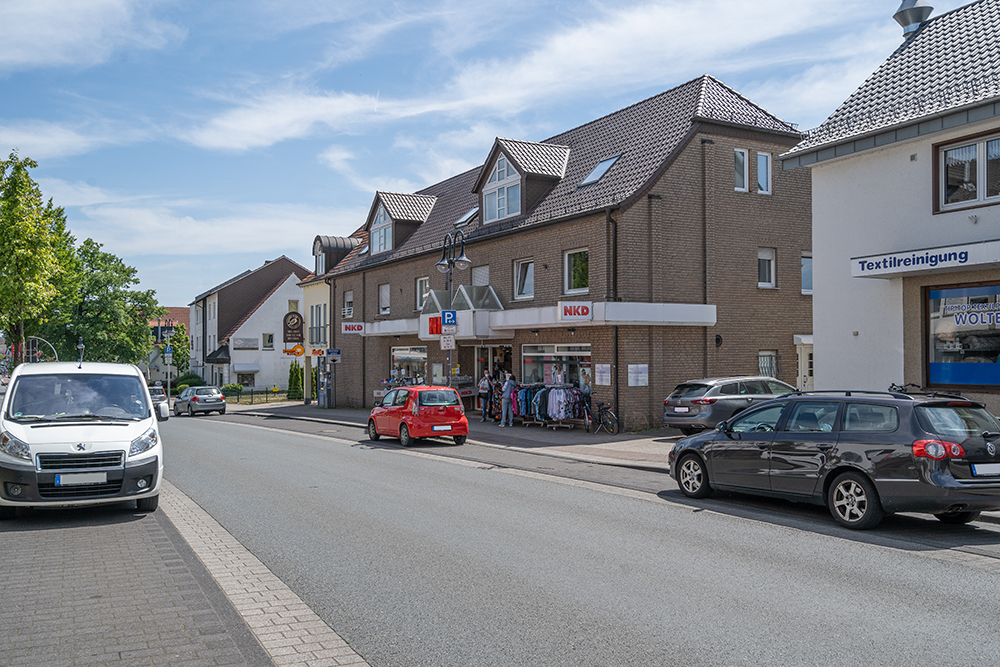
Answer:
[6, 373, 149, 421]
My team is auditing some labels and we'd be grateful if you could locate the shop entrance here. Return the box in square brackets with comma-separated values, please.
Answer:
[475, 345, 512, 381]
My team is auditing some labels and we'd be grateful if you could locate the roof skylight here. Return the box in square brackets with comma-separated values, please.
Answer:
[579, 156, 619, 187]
[454, 207, 478, 227]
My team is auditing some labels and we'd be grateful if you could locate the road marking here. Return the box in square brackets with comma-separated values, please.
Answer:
[161, 481, 371, 667]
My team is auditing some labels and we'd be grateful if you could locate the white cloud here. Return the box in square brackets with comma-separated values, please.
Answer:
[318, 145, 422, 194]
[0, 0, 184, 72]
[0, 120, 146, 159]
[35, 178, 138, 207]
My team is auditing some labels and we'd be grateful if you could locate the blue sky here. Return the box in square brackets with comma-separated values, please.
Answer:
[0, 0, 970, 307]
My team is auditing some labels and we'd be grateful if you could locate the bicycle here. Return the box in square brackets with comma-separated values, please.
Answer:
[888, 382, 921, 393]
[584, 401, 620, 435]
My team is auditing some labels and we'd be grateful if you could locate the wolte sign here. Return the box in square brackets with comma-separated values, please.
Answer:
[283, 312, 305, 356]
[558, 301, 593, 321]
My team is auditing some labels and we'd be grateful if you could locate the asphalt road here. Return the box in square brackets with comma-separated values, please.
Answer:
[163, 413, 1000, 667]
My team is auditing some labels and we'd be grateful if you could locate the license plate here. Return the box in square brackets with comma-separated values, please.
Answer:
[971, 463, 1000, 476]
[673, 407, 690, 413]
[432, 425, 452, 432]
[55, 472, 107, 486]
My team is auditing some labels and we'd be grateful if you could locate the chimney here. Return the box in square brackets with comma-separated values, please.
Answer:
[894, 0, 933, 38]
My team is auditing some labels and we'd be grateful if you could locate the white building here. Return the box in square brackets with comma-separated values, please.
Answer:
[782, 0, 1000, 409]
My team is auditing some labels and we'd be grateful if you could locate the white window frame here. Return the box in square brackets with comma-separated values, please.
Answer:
[758, 350, 778, 377]
[758, 247, 776, 289]
[483, 155, 521, 223]
[735, 148, 749, 192]
[263, 334, 274, 350]
[757, 152, 772, 195]
[801, 253, 813, 295]
[939, 134, 1000, 210]
[343, 290, 354, 318]
[379, 283, 390, 315]
[514, 258, 534, 300]
[371, 204, 393, 254]
[564, 248, 589, 296]
[315, 252, 325, 276]
[416, 277, 430, 310]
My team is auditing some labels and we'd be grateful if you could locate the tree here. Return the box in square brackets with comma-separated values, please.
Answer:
[288, 359, 303, 399]
[0, 151, 62, 364]
[165, 323, 190, 373]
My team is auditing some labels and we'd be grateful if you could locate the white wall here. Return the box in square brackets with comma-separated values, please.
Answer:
[811, 117, 1000, 390]
[229, 275, 304, 389]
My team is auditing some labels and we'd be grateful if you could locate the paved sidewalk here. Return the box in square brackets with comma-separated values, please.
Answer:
[225, 400, 681, 472]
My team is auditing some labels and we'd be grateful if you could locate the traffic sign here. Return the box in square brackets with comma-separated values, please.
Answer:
[442, 310, 457, 326]
[442, 324, 457, 334]
[440, 334, 456, 350]
[164, 345, 173, 355]
[327, 348, 342, 363]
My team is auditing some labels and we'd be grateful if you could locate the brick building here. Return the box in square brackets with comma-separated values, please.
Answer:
[318, 75, 812, 429]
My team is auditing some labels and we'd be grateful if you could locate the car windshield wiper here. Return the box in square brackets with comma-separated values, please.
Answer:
[53, 414, 141, 422]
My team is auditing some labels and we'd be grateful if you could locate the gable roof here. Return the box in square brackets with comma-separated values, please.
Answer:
[221, 273, 295, 342]
[784, 0, 1000, 163]
[329, 74, 798, 277]
[371, 191, 437, 225]
[190, 255, 308, 304]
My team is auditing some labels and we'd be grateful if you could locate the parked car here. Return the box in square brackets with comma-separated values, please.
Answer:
[367, 385, 468, 446]
[148, 385, 167, 409]
[663, 376, 795, 435]
[0, 361, 167, 519]
[668, 390, 1000, 529]
[174, 386, 226, 416]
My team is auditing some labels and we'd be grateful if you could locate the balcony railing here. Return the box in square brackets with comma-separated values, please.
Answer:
[342, 306, 354, 318]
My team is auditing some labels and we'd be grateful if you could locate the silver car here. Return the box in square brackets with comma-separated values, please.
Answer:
[663, 376, 795, 435]
[173, 386, 226, 416]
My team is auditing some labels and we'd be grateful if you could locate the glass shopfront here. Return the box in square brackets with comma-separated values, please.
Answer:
[521, 344, 592, 389]
[927, 284, 1000, 387]
[391, 346, 427, 383]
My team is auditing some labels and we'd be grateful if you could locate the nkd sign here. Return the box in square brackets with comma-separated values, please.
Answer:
[342, 322, 366, 334]
[558, 301, 593, 321]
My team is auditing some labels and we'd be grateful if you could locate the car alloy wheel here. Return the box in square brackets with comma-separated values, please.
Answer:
[188, 405, 195, 417]
[828, 472, 884, 530]
[368, 420, 380, 441]
[677, 454, 712, 499]
[399, 424, 412, 447]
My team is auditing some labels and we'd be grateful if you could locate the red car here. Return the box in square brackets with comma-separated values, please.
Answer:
[368, 385, 469, 446]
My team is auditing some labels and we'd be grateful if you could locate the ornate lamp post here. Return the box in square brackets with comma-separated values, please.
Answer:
[435, 230, 471, 386]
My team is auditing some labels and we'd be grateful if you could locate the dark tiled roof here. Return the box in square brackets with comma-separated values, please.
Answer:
[378, 192, 437, 223]
[786, 0, 1000, 157]
[221, 273, 295, 342]
[497, 138, 570, 178]
[330, 75, 798, 276]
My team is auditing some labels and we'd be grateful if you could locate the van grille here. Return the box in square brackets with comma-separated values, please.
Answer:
[38, 480, 123, 499]
[36, 452, 124, 471]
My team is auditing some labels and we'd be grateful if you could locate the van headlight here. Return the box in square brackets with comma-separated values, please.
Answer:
[129, 428, 159, 457]
[0, 431, 30, 461]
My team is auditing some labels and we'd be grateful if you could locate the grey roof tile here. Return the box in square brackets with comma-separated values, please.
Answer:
[787, 0, 1000, 157]
[497, 138, 570, 178]
[377, 191, 437, 222]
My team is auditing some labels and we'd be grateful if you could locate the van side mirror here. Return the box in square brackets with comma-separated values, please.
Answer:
[157, 402, 169, 421]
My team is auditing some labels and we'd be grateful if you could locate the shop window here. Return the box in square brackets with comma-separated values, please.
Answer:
[927, 283, 1000, 387]
[758, 248, 776, 288]
[801, 254, 813, 295]
[521, 344, 592, 389]
[565, 249, 589, 295]
[514, 259, 534, 299]
[343, 290, 354, 318]
[735, 148, 749, 192]
[758, 350, 778, 377]
[757, 152, 772, 195]
[379, 284, 390, 315]
[416, 277, 430, 310]
[391, 347, 427, 383]
[939, 135, 1000, 210]
[483, 155, 521, 223]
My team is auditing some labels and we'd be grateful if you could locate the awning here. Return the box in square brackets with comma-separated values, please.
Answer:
[205, 345, 231, 364]
[233, 363, 260, 373]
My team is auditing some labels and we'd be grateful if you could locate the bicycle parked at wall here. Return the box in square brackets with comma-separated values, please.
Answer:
[584, 400, 620, 435]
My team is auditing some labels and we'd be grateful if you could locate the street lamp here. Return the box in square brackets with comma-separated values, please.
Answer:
[435, 230, 471, 386]
[27, 336, 58, 362]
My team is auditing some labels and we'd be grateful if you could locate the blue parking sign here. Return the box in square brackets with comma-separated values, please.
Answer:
[442, 310, 457, 326]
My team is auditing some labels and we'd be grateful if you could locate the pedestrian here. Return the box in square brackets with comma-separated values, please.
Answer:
[500, 374, 516, 427]
[477, 372, 492, 422]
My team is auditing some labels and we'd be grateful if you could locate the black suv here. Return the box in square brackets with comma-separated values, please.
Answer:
[668, 390, 1000, 529]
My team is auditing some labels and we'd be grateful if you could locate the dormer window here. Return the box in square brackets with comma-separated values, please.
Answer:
[484, 155, 521, 223]
[371, 204, 392, 254]
[315, 252, 325, 276]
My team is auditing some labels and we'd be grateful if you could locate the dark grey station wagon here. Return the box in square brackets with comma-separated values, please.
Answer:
[668, 390, 1000, 529]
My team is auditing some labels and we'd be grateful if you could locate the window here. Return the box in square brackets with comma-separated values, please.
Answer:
[416, 277, 430, 310]
[757, 152, 772, 194]
[565, 249, 589, 294]
[927, 283, 1000, 387]
[521, 344, 591, 388]
[454, 207, 478, 227]
[579, 156, 619, 187]
[288, 300, 298, 313]
[309, 304, 328, 345]
[844, 404, 899, 432]
[735, 149, 749, 192]
[263, 334, 274, 350]
[379, 283, 390, 315]
[472, 265, 489, 287]
[483, 155, 521, 223]
[784, 401, 839, 432]
[729, 404, 785, 433]
[315, 252, 325, 276]
[758, 350, 778, 377]
[371, 204, 393, 254]
[758, 248, 776, 288]
[801, 254, 813, 295]
[514, 259, 534, 299]
[940, 136, 1000, 209]
[343, 290, 354, 318]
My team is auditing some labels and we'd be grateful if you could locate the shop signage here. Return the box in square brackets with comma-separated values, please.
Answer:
[558, 301, 593, 321]
[232, 338, 258, 350]
[283, 344, 305, 356]
[852, 240, 1000, 278]
[342, 322, 366, 334]
[283, 312, 304, 343]
[428, 316, 442, 335]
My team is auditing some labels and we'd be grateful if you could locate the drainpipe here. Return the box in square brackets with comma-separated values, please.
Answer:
[701, 138, 714, 378]
[324, 274, 336, 408]
[200, 297, 208, 381]
[606, 207, 620, 426]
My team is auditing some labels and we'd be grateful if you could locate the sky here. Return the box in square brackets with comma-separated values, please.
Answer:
[0, 0, 973, 307]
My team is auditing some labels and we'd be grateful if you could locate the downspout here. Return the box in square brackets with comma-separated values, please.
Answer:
[606, 207, 620, 425]
[701, 138, 714, 378]
[361, 271, 367, 407]
[324, 274, 336, 408]
[201, 297, 208, 380]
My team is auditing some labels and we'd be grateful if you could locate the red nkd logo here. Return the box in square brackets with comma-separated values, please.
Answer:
[563, 305, 589, 317]
[344, 324, 364, 332]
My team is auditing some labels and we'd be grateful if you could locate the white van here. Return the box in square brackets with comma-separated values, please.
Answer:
[0, 362, 167, 519]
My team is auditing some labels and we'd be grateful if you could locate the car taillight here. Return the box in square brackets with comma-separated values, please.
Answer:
[412, 403, 419, 416]
[913, 440, 965, 460]
[692, 398, 717, 405]
[191, 396, 199, 402]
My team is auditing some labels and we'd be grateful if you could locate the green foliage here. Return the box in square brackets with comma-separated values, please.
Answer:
[164, 323, 190, 373]
[173, 372, 204, 388]
[177, 384, 189, 392]
[221, 383, 243, 397]
[287, 360, 303, 400]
